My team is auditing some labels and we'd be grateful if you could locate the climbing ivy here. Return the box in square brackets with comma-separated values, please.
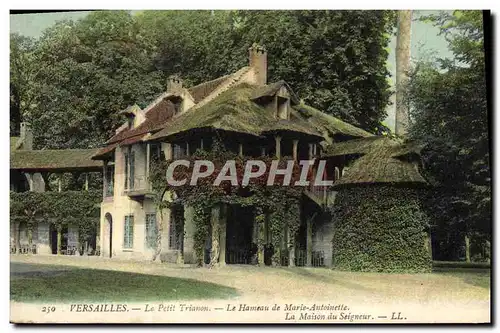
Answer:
[149, 141, 305, 266]
[330, 186, 432, 273]
[10, 190, 101, 250]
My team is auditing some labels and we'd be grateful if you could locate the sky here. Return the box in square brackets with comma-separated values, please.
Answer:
[9, 10, 452, 131]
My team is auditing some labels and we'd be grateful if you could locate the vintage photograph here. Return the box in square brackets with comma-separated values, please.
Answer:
[9, 9, 491, 324]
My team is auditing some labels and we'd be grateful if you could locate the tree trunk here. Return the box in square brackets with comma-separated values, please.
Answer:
[57, 227, 62, 255]
[395, 10, 412, 136]
[465, 234, 471, 263]
[27, 227, 33, 254]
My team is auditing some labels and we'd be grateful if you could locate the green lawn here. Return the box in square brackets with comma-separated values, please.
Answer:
[10, 263, 239, 303]
[432, 267, 491, 289]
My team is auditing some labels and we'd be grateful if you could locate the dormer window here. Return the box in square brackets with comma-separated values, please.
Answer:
[127, 115, 135, 129]
[169, 96, 183, 115]
[277, 96, 289, 120]
[250, 80, 298, 120]
[119, 104, 141, 129]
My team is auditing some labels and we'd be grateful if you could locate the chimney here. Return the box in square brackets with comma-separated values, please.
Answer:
[20, 122, 33, 150]
[249, 43, 267, 86]
[167, 75, 183, 93]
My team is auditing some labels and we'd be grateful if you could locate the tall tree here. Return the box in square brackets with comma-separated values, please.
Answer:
[10, 33, 37, 135]
[141, 10, 397, 133]
[408, 10, 489, 262]
[395, 10, 412, 136]
[24, 11, 164, 149]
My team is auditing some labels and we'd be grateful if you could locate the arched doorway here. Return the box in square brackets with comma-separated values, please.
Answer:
[105, 213, 113, 258]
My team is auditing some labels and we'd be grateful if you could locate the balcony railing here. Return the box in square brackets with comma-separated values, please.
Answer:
[124, 175, 154, 197]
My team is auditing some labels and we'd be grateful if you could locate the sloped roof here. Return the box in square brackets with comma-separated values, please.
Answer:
[324, 136, 386, 157]
[149, 83, 324, 141]
[97, 65, 374, 157]
[332, 138, 428, 189]
[251, 80, 300, 105]
[10, 137, 20, 152]
[294, 104, 373, 140]
[11, 149, 102, 171]
[188, 74, 231, 103]
[106, 98, 177, 145]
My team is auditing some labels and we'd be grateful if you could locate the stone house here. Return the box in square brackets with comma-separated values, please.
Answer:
[92, 44, 427, 267]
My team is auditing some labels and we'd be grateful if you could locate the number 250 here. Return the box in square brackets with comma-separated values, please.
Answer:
[42, 306, 56, 313]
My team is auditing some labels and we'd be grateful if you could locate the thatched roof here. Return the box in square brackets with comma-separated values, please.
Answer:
[11, 149, 102, 172]
[188, 74, 231, 103]
[332, 137, 428, 189]
[324, 136, 386, 157]
[149, 83, 324, 141]
[98, 66, 374, 155]
[251, 80, 300, 105]
[294, 104, 373, 142]
[10, 137, 20, 152]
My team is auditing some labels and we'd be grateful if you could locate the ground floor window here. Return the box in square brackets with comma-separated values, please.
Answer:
[124, 215, 134, 249]
[145, 213, 157, 249]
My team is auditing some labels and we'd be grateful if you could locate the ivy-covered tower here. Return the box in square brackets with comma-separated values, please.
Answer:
[325, 137, 432, 273]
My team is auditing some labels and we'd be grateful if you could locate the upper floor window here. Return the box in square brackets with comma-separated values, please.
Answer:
[126, 115, 135, 129]
[124, 150, 135, 190]
[277, 96, 289, 120]
[105, 165, 114, 197]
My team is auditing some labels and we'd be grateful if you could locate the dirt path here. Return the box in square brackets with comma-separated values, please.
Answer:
[10, 254, 490, 305]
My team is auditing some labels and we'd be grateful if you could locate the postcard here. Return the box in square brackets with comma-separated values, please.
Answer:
[9, 9, 491, 324]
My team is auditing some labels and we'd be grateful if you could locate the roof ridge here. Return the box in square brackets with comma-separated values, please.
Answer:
[190, 67, 251, 111]
[188, 73, 232, 91]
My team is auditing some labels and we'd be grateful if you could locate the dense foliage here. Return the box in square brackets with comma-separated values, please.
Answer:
[140, 10, 396, 133]
[331, 186, 432, 273]
[407, 11, 490, 261]
[10, 190, 101, 245]
[10, 10, 396, 148]
[149, 143, 306, 266]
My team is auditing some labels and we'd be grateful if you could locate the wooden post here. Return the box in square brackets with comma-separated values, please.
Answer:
[306, 218, 313, 267]
[26, 173, 34, 191]
[275, 136, 282, 159]
[58, 174, 62, 192]
[84, 173, 89, 191]
[292, 139, 299, 161]
[186, 142, 190, 157]
[261, 147, 266, 157]
[308, 144, 313, 160]
[210, 204, 221, 266]
[219, 204, 227, 266]
[103, 162, 108, 198]
[238, 143, 243, 157]
[57, 227, 62, 255]
[200, 138, 204, 150]
[146, 142, 151, 180]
